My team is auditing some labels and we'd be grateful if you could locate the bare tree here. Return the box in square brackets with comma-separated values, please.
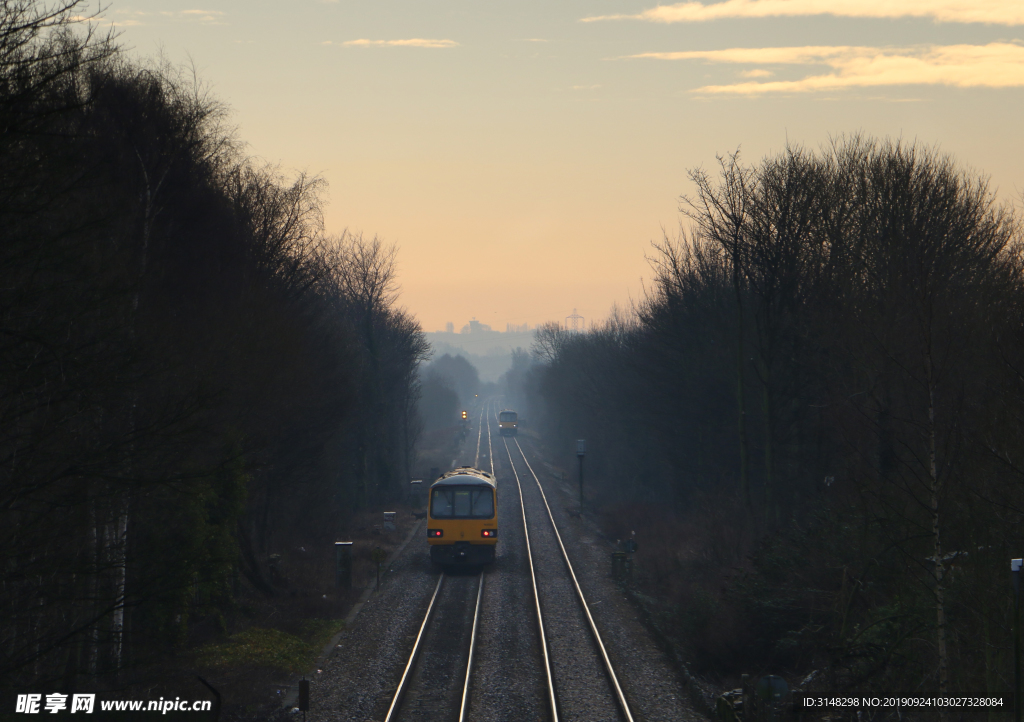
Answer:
[682, 151, 755, 510]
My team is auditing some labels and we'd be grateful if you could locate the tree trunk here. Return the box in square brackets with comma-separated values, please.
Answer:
[762, 381, 775, 524]
[733, 252, 751, 510]
[88, 499, 99, 676]
[111, 503, 128, 671]
[111, 150, 165, 671]
[926, 350, 949, 716]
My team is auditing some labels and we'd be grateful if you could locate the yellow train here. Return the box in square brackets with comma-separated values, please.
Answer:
[498, 409, 518, 437]
[427, 467, 497, 565]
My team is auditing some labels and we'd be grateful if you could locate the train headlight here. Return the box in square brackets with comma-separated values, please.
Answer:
[481, 529, 497, 538]
[428, 529, 443, 538]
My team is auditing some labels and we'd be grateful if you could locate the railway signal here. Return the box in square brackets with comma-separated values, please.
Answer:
[461, 410, 468, 420]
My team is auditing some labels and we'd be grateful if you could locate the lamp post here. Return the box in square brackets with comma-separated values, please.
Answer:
[576, 439, 586, 513]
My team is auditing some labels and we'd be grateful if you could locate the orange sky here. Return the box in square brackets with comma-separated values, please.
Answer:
[114, 1, 1024, 331]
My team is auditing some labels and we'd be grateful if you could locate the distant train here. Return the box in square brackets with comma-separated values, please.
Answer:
[427, 467, 497, 565]
[498, 409, 518, 437]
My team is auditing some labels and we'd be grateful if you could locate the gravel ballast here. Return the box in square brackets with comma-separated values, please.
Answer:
[304, 538, 439, 722]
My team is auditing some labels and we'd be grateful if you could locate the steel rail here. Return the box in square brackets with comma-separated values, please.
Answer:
[387, 406, 493, 722]
[455, 404, 494, 720]
[458, 572, 485, 722]
[474, 402, 484, 469]
[513, 438, 636, 722]
[486, 401, 494, 477]
[460, 399, 495, 719]
[383, 573, 445, 722]
[502, 438, 560, 722]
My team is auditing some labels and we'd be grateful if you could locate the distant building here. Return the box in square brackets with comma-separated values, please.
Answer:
[460, 317, 492, 334]
[445, 321, 454, 333]
[423, 321, 538, 382]
[506, 322, 530, 333]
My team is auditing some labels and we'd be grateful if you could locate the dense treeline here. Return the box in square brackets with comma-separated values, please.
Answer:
[528, 137, 1024, 708]
[418, 354, 480, 432]
[1, 2, 426, 690]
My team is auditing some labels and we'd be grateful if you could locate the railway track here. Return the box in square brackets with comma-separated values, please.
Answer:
[382, 401, 495, 722]
[501, 418, 635, 722]
[383, 400, 633, 721]
[382, 570, 484, 722]
[306, 398, 693, 722]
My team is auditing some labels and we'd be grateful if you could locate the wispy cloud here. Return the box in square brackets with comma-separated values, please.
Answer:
[171, 9, 225, 24]
[584, 0, 1024, 25]
[111, 8, 225, 26]
[627, 42, 1024, 94]
[571, 84, 602, 90]
[343, 38, 459, 48]
[631, 46, 857, 63]
[106, 8, 145, 26]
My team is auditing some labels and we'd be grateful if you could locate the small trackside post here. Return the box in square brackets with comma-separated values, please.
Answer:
[576, 439, 586, 514]
[371, 546, 387, 591]
[298, 677, 309, 722]
[335, 541, 353, 590]
[1014, 558, 1022, 722]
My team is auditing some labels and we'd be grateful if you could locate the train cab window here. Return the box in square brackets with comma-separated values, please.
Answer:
[499, 412, 516, 422]
[431, 487, 494, 519]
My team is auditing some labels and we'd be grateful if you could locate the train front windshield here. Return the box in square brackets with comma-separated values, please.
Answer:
[431, 486, 494, 519]
[499, 412, 516, 422]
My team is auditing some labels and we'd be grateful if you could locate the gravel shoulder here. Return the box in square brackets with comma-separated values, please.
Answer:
[305, 539, 439, 722]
